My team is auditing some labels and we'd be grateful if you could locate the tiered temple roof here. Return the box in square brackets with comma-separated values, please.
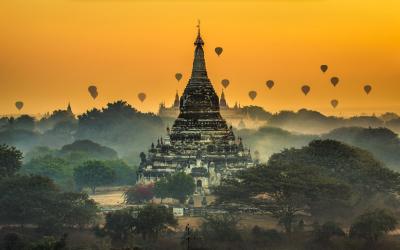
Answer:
[138, 26, 253, 191]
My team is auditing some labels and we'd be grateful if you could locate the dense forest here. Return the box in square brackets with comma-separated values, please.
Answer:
[1, 101, 400, 249]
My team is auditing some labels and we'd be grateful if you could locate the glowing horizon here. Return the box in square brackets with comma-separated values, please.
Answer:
[0, 0, 399, 117]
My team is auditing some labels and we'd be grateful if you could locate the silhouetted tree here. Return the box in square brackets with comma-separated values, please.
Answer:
[0, 144, 23, 178]
[154, 178, 169, 203]
[350, 209, 397, 245]
[21, 155, 74, 190]
[134, 204, 177, 240]
[0, 175, 98, 229]
[101, 207, 136, 243]
[73, 161, 116, 194]
[157, 172, 195, 204]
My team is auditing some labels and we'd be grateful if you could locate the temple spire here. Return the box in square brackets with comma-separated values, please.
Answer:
[220, 89, 228, 108]
[194, 20, 204, 46]
[192, 21, 206, 78]
[173, 90, 180, 107]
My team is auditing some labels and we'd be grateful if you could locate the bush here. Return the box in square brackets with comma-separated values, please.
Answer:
[349, 209, 397, 244]
[124, 183, 154, 204]
[200, 214, 242, 242]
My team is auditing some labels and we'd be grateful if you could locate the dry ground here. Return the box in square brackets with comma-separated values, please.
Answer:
[90, 188, 279, 231]
[90, 188, 400, 234]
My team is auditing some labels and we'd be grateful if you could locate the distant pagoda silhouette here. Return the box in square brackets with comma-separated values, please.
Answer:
[138, 24, 253, 193]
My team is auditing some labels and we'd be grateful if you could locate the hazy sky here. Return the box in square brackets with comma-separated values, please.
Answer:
[0, 0, 399, 116]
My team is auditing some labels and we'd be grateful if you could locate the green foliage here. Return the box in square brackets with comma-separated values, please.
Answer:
[12, 115, 36, 131]
[22, 150, 135, 190]
[124, 183, 154, 204]
[51, 192, 99, 228]
[349, 209, 398, 244]
[154, 178, 169, 203]
[267, 140, 400, 218]
[73, 161, 116, 194]
[235, 126, 316, 162]
[101, 208, 137, 242]
[216, 140, 400, 232]
[38, 109, 76, 132]
[0, 144, 23, 178]
[0, 175, 57, 226]
[0, 175, 98, 229]
[313, 221, 346, 243]
[21, 155, 74, 190]
[324, 127, 400, 170]
[155, 172, 195, 203]
[241, 105, 272, 121]
[200, 214, 242, 242]
[103, 159, 137, 185]
[75, 101, 164, 161]
[23, 146, 55, 162]
[60, 140, 118, 160]
[135, 204, 177, 240]
[215, 161, 350, 233]
[100, 204, 177, 242]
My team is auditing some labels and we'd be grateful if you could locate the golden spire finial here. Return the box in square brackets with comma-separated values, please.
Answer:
[197, 19, 201, 34]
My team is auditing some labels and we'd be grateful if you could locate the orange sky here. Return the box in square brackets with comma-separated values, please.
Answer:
[0, 0, 399, 117]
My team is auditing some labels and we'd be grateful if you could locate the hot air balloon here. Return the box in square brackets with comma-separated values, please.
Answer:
[301, 85, 310, 96]
[331, 99, 339, 108]
[330, 77, 340, 87]
[215, 47, 223, 56]
[138, 92, 146, 103]
[248, 91, 257, 100]
[266, 80, 274, 90]
[15, 101, 24, 111]
[88, 85, 98, 99]
[320, 65, 328, 73]
[364, 85, 372, 95]
[221, 79, 230, 88]
[175, 73, 183, 82]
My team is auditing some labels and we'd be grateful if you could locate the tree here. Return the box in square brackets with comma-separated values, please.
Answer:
[60, 140, 118, 160]
[134, 204, 177, 240]
[349, 209, 397, 245]
[75, 101, 164, 160]
[154, 178, 169, 203]
[21, 155, 74, 190]
[124, 183, 154, 204]
[200, 214, 242, 242]
[312, 221, 345, 243]
[264, 140, 400, 220]
[0, 144, 23, 178]
[103, 159, 137, 185]
[0, 175, 58, 227]
[267, 140, 400, 196]
[73, 161, 116, 194]
[54, 192, 99, 228]
[215, 163, 351, 233]
[165, 172, 195, 203]
[101, 207, 137, 243]
[0, 175, 98, 229]
[24, 146, 55, 162]
[12, 115, 35, 131]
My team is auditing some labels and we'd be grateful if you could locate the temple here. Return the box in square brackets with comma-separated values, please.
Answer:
[137, 26, 253, 193]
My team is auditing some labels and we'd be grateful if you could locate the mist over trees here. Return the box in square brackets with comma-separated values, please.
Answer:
[215, 140, 400, 226]
[0, 100, 164, 165]
[75, 101, 164, 163]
